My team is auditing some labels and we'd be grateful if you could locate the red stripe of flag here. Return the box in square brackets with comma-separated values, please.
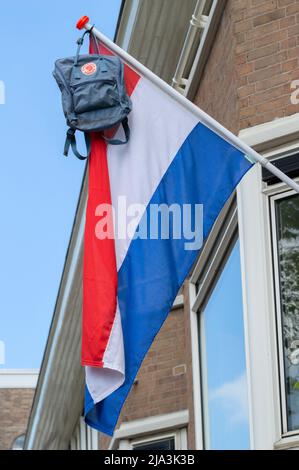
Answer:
[82, 37, 140, 367]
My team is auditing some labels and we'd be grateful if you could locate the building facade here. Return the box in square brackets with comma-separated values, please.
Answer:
[0, 370, 38, 450]
[25, 0, 299, 450]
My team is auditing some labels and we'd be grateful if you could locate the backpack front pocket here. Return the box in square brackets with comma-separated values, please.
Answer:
[71, 78, 119, 114]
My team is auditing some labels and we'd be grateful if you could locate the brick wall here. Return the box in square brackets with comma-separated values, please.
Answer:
[195, 0, 240, 133]
[195, 0, 299, 132]
[100, 288, 190, 449]
[0, 388, 34, 450]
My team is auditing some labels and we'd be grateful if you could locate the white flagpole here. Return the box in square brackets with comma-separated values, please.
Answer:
[77, 17, 299, 194]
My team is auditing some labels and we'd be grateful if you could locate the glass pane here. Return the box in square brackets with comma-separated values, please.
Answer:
[201, 241, 250, 450]
[133, 438, 175, 450]
[276, 194, 299, 432]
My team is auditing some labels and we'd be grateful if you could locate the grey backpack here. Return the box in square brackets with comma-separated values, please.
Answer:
[53, 30, 132, 160]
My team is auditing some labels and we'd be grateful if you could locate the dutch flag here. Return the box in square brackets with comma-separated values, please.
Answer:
[83, 39, 253, 436]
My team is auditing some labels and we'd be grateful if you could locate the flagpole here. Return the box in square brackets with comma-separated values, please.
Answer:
[77, 16, 299, 194]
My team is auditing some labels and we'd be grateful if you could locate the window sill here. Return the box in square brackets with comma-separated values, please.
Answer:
[274, 433, 299, 450]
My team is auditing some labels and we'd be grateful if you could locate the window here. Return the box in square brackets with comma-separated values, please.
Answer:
[12, 434, 25, 450]
[190, 197, 250, 449]
[110, 411, 188, 450]
[272, 192, 299, 434]
[199, 241, 250, 450]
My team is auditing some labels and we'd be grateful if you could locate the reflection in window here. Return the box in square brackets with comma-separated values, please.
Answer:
[200, 241, 250, 449]
[12, 434, 25, 450]
[276, 194, 299, 432]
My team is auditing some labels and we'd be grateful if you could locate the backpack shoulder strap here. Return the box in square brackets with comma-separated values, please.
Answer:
[103, 118, 130, 146]
[64, 128, 91, 160]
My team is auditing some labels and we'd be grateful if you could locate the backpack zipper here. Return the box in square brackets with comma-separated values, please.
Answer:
[70, 77, 117, 88]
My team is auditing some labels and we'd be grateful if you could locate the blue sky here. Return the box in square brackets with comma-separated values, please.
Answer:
[203, 241, 250, 450]
[0, 0, 121, 369]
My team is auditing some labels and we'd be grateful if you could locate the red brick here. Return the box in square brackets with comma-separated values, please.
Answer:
[288, 45, 299, 57]
[256, 71, 292, 91]
[253, 9, 286, 27]
[247, 42, 279, 61]
[0, 389, 34, 450]
[254, 51, 288, 70]
[237, 41, 255, 55]
[282, 58, 299, 71]
[278, 0, 295, 6]
[288, 23, 299, 36]
[247, 20, 279, 40]
[238, 83, 256, 98]
[235, 19, 253, 34]
[240, 105, 257, 118]
[280, 15, 296, 29]
[280, 36, 297, 49]
[286, 101, 299, 114]
[255, 29, 287, 47]
[248, 64, 282, 83]
[245, 0, 277, 19]
[239, 62, 254, 76]
[286, 3, 299, 15]
[249, 83, 291, 105]
[236, 52, 247, 65]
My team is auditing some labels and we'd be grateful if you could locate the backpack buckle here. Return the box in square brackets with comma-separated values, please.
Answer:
[67, 128, 76, 138]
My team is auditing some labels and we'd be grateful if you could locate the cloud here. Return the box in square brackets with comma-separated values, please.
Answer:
[210, 372, 249, 425]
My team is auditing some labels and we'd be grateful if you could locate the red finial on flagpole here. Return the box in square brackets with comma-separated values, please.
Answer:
[76, 16, 90, 30]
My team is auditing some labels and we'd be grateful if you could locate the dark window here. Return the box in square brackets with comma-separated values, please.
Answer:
[275, 194, 299, 431]
[262, 154, 299, 185]
[133, 437, 175, 451]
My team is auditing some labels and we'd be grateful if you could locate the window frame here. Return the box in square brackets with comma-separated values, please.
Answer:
[109, 410, 189, 450]
[189, 195, 248, 450]
[236, 113, 299, 450]
[190, 113, 299, 450]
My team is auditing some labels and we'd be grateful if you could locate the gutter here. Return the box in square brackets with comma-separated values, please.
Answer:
[172, 0, 226, 100]
[172, 0, 208, 93]
[113, 0, 127, 42]
[185, 0, 226, 100]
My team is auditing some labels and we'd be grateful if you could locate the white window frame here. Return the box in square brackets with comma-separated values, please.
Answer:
[70, 417, 99, 450]
[0, 369, 39, 388]
[189, 195, 245, 450]
[109, 410, 189, 450]
[237, 114, 299, 450]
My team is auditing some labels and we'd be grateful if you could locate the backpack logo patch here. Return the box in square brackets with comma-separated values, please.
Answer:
[81, 62, 97, 76]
